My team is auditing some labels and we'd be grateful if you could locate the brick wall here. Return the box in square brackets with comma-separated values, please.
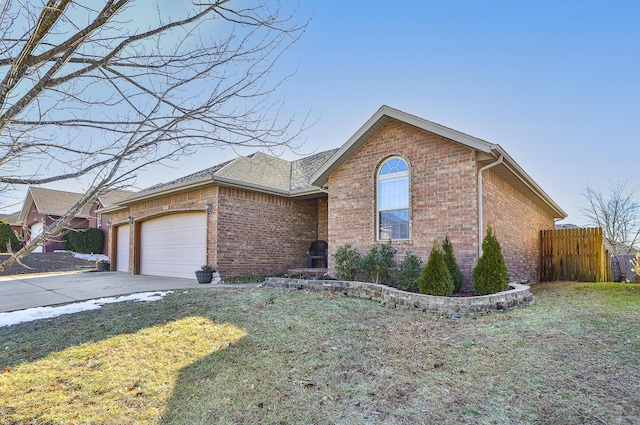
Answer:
[481, 170, 555, 283]
[106, 187, 217, 274]
[328, 119, 479, 284]
[215, 186, 320, 277]
[317, 197, 328, 242]
[107, 185, 324, 278]
[25, 207, 90, 252]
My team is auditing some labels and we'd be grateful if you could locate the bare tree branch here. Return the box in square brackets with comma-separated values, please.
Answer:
[581, 181, 640, 255]
[0, 0, 308, 271]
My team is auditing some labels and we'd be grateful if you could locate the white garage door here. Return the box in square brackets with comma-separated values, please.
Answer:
[140, 213, 207, 278]
[30, 222, 44, 253]
[116, 224, 130, 272]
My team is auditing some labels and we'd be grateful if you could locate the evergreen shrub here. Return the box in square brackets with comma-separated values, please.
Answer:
[395, 253, 422, 292]
[361, 244, 396, 284]
[62, 228, 105, 254]
[333, 244, 361, 281]
[419, 241, 453, 296]
[0, 221, 20, 253]
[472, 225, 509, 295]
[442, 235, 464, 293]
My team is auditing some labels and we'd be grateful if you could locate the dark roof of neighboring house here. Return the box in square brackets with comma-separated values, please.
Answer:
[108, 149, 339, 209]
[604, 239, 640, 256]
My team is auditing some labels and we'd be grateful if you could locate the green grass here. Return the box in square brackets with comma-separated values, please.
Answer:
[1, 281, 639, 424]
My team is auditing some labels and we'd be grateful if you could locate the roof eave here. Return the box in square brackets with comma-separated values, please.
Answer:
[490, 145, 567, 219]
[100, 178, 327, 213]
[100, 177, 215, 213]
[213, 176, 290, 196]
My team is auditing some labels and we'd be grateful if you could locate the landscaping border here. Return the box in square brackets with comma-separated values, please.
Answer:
[263, 277, 533, 314]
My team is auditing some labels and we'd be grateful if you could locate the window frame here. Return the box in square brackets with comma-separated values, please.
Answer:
[376, 156, 410, 242]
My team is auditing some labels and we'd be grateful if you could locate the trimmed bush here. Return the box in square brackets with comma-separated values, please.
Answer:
[361, 244, 396, 284]
[333, 244, 361, 281]
[419, 241, 453, 296]
[62, 228, 105, 254]
[442, 235, 464, 293]
[472, 225, 509, 295]
[0, 221, 21, 253]
[395, 253, 422, 292]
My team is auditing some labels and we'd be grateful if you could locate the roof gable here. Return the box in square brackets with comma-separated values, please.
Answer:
[310, 105, 565, 219]
[216, 152, 291, 192]
[21, 187, 93, 219]
[310, 105, 495, 187]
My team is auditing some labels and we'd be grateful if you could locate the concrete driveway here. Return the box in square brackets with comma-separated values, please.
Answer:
[0, 271, 256, 313]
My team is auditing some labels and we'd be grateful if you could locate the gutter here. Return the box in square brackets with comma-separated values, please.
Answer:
[477, 153, 504, 257]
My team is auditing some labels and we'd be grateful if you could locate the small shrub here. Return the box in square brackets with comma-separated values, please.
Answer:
[0, 222, 20, 253]
[472, 225, 509, 295]
[333, 244, 361, 281]
[419, 241, 453, 296]
[442, 235, 464, 293]
[361, 244, 396, 284]
[62, 228, 105, 254]
[396, 253, 422, 292]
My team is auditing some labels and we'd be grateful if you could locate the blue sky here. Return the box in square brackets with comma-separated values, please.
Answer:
[4, 0, 640, 225]
[274, 0, 639, 225]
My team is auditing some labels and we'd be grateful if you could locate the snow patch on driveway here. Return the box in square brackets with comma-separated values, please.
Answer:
[0, 291, 173, 327]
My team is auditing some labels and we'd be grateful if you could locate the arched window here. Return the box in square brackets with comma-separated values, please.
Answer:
[377, 157, 409, 240]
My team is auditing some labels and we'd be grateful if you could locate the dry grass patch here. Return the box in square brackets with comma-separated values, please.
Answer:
[0, 317, 246, 424]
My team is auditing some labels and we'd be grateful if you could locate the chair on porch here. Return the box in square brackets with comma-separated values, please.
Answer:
[306, 240, 328, 268]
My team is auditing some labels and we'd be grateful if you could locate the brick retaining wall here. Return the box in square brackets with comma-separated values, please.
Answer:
[264, 277, 533, 315]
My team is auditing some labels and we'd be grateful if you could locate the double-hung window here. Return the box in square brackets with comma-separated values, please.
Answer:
[377, 157, 409, 241]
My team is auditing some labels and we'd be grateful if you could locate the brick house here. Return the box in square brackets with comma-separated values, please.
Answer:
[17, 187, 133, 253]
[104, 106, 566, 284]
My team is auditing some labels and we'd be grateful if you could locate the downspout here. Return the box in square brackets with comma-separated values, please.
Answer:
[477, 154, 504, 258]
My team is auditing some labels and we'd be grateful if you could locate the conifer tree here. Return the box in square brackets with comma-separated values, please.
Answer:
[419, 241, 453, 296]
[442, 235, 464, 293]
[0, 221, 20, 253]
[472, 225, 509, 295]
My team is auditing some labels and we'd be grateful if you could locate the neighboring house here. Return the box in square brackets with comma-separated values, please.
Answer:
[17, 187, 134, 253]
[0, 211, 22, 235]
[103, 105, 566, 284]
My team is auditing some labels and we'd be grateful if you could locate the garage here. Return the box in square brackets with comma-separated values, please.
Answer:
[139, 213, 207, 279]
[116, 224, 130, 272]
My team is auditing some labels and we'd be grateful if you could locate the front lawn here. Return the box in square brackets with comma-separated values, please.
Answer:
[1, 281, 639, 424]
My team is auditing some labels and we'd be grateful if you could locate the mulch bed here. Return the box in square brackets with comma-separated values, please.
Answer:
[0, 252, 97, 276]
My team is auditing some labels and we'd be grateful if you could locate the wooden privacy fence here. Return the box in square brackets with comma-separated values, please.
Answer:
[540, 227, 611, 282]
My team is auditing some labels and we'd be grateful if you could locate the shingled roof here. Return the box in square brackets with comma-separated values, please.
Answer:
[109, 149, 339, 209]
[25, 187, 94, 218]
[0, 211, 20, 225]
[17, 187, 137, 222]
[291, 149, 339, 191]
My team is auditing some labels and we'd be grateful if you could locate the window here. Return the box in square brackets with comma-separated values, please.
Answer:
[377, 157, 409, 240]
